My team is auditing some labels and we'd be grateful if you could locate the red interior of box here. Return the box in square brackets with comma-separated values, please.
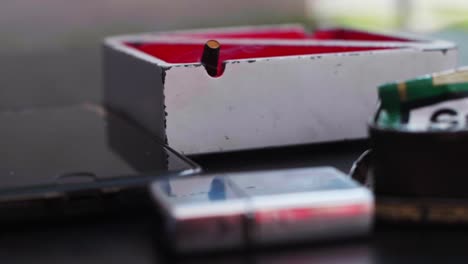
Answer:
[311, 29, 412, 42]
[128, 43, 390, 64]
[125, 28, 408, 76]
[176, 28, 412, 42]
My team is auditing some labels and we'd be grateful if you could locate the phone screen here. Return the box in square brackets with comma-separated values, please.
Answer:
[0, 104, 200, 199]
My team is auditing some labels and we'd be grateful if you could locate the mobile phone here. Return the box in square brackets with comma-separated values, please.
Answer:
[151, 167, 373, 252]
[0, 104, 201, 221]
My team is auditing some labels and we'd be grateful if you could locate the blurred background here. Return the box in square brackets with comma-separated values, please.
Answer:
[1, 0, 467, 111]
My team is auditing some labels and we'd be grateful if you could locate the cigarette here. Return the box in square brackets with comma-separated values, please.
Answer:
[201, 40, 221, 77]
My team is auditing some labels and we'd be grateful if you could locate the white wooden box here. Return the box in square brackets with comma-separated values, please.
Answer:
[103, 25, 457, 154]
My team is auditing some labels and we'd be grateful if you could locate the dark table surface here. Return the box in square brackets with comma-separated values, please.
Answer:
[2, 140, 468, 264]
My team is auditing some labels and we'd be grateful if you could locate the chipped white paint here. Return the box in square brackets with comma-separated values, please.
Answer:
[104, 25, 458, 154]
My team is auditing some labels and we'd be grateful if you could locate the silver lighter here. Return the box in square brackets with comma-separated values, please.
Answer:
[151, 167, 373, 252]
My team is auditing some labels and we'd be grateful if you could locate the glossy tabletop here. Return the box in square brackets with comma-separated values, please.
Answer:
[1, 140, 467, 264]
